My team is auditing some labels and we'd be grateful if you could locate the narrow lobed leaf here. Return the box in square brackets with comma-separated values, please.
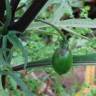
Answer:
[7, 31, 28, 69]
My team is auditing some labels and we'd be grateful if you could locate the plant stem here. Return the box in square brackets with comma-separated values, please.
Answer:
[9, 0, 48, 32]
[10, 0, 20, 19]
[13, 56, 96, 71]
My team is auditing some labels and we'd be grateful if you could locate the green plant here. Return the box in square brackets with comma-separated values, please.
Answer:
[52, 42, 73, 74]
[0, 0, 96, 96]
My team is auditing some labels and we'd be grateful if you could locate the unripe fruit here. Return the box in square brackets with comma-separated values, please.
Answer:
[52, 47, 73, 75]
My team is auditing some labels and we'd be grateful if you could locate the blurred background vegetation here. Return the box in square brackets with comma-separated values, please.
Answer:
[1, 0, 96, 96]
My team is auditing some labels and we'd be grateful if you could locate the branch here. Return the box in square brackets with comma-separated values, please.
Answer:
[0, 0, 5, 22]
[10, 0, 20, 19]
[9, 0, 48, 32]
[13, 58, 51, 71]
[13, 55, 96, 71]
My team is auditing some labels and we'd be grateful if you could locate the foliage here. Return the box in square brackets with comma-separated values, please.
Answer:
[0, 0, 96, 96]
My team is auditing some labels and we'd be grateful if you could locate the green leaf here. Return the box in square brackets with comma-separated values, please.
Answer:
[5, 0, 12, 26]
[9, 76, 17, 90]
[68, 0, 83, 8]
[59, 19, 96, 28]
[2, 36, 9, 63]
[52, 0, 73, 23]
[30, 19, 96, 33]
[0, 49, 6, 65]
[7, 31, 28, 69]
[2, 36, 7, 49]
[0, 76, 9, 96]
[9, 72, 34, 96]
[2, 35, 13, 64]
[6, 49, 13, 64]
